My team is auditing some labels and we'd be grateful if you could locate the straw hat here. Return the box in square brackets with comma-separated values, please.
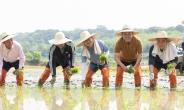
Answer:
[49, 32, 71, 45]
[148, 31, 175, 42]
[1, 32, 16, 43]
[116, 25, 139, 36]
[76, 31, 98, 47]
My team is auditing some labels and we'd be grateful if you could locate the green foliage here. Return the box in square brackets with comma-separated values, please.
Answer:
[99, 54, 108, 62]
[26, 51, 42, 63]
[167, 63, 174, 69]
[67, 68, 79, 75]
[128, 64, 135, 73]
[13, 25, 184, 61]
[17, 70, 24, 76]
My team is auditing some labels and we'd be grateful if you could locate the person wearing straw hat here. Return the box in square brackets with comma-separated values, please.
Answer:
[0, 32, 25, 86]
[37, 32, 76, 88]
[114, 25, 142, 88]
[148, 31, 178, 89]
[76, 31, 110, 87]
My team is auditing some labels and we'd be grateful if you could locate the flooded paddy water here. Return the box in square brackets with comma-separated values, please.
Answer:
[1, 68, 184, 110]
[0, 86, 184, 110]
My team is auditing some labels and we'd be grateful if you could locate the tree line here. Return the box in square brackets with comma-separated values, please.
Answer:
[13, 25, 184, 63]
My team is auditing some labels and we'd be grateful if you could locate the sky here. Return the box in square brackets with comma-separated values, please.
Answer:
[0, 0, 184, 34]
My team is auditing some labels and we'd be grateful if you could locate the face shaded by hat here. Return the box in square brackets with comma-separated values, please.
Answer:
[116, 25, 139, 37]
[76, 31, 98, 47]
[49, 32, 72, 45]
[148, 31, 175, 42]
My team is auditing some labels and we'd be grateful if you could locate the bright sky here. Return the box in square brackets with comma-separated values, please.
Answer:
[0, 0, 184, 34]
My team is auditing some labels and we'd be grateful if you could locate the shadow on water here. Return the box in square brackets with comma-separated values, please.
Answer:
[0, 86, 184, 110]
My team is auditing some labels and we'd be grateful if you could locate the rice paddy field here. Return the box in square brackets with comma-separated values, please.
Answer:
[0, 66, 184, 110]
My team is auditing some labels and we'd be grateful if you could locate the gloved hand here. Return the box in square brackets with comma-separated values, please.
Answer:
[50, 77, 56, 85]
[149, 73, 154, 80]
[165, 68, 172, 75]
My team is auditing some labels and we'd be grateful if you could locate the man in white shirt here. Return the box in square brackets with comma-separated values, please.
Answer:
[0, 32, 25, 86]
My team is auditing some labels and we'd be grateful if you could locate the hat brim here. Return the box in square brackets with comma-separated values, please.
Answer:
[116, 30, 139, 36]
[1, 34, 16, 43]
[76, 33, 98, 47]
[148, 37, 176, 42]
[49, 38, 72, 45]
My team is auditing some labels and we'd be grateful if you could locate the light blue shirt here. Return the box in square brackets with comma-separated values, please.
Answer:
[81, 40, 109, 64]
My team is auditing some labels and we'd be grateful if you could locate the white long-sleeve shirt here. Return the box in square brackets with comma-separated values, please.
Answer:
[0, 40, 25, 75]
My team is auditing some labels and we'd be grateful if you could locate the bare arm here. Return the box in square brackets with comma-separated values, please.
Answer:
[134, 53, 142, 69]
[114, 53, 128, 72]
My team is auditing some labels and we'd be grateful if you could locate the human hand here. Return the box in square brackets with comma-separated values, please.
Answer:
[122, 66, 129, 73]
[149, 73, 154, 80]
[165, 68, 172, 75]
[97, 61, 105, 65]
[50, 77, 56, 85]
[13, 69, 23, 75]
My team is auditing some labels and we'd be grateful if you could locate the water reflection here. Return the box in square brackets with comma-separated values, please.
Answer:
[0, 87, 184, 110]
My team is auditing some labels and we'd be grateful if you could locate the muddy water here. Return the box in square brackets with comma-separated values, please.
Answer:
[0, 87, 184, 110]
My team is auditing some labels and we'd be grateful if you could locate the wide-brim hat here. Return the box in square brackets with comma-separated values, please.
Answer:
[148, 31, 175, 42]
[1, 32, 16, 43]
[116, 25, 139, 36]
[49, 32, 72, 45]
[76, 31, 98, 47]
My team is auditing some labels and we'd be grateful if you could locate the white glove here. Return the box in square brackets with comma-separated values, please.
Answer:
[149, 73, 154, 80]
[165, 68, 172, 75]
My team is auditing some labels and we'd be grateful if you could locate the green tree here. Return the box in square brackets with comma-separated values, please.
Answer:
[26, 51, 42, 63]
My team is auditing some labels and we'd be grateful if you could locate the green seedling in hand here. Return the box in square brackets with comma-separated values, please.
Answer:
[99, 54, 108, 63]
[13, 69, 24, 76]
[128, 64, 135, 73]
[17, 69, 24, 76]
[67, 68, 79, 75]
[167, 63, 174, 70]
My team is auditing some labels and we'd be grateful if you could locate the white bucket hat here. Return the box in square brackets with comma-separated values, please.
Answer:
[116, 25, 139, 36]
[49, 32, 72, 45]
[76, 31, 98, 47]
[1, 32, 16, 43]
[148, 31, 175, 42]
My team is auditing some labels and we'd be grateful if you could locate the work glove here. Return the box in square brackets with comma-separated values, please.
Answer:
[50, 77, 56, 85]
[165, 68, 172, 75]
[149, 73, 154, 81]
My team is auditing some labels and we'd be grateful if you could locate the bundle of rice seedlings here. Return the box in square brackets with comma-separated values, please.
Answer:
[128, 64, 135, 73]
[67, 68, 79, 75]
[17, 69, 24, 76]
[167, 63, 174, 70]
[99, 54, 108, 63]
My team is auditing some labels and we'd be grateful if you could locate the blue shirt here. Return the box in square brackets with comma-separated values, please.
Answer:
[81, 40, 109, 64]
